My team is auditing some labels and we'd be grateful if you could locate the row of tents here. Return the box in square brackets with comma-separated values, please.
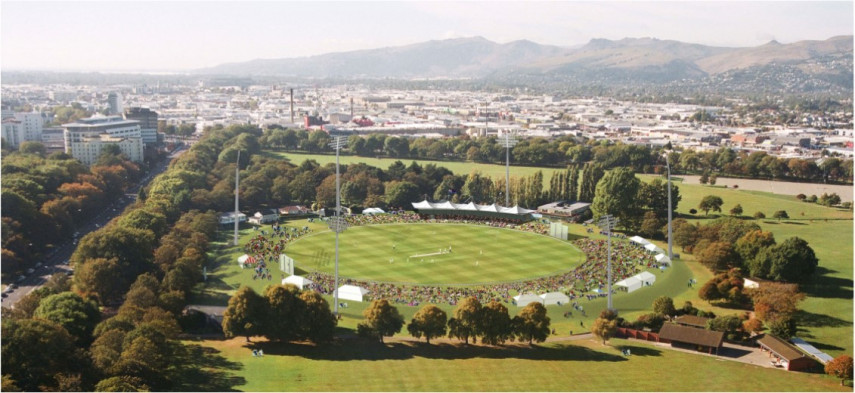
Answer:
[281, 275, 372, 302]
[629, 235, 672, 265]
[512, 292, 571, 307]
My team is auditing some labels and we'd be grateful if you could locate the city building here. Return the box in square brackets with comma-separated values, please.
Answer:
[1, 118, 23, 148]
[69, 134, 144, 166]
[63, 116, 143, 166]
[1, 112, 44, 149]
[40, 127, 66, 153]
[107, 92, 123, 115]
[123, 107, 159, 145]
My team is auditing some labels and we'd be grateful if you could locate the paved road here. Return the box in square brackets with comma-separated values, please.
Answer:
[1, 145, 189, 308]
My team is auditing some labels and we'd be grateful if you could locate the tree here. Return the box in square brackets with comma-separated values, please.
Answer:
[407, 305, 448, 344]
[479, 300, 513, 345]
[709, 174, 717, 185]
[298, 290, 337, 344]
[34, 291, 101, 346]
[640, 211, 664, 239]
[652, 296, 676, 316]
[384, 181, 420, 209]
[94, 376, 150, 392]
[591, 167, 642, 231]
[735, 230, 776, 272]
[222, 286, 265, 342]
[263, 284, 306, 342]
[591, 315, 618, 345]
[358, 299, 404, 343]
[698, 195, 723, 216]
[743, 318, 764, 335]
[767, 317, 797, 339]
[706, 315, 746, 341]
[72, 257, 124, 304]
[696, 241, 740, 271]
[512, 302, 551, 345]
[750, 282, 804, 322]
[754, 237, 818, 282]
[729, 204, 743, 216]
[753, 211, 766, 219]
[1, 318, 86, 391]
[699, 172, 709, 184]
[772, 210, 789, 221]
[825, 355, 853, 386]
[448, 296, 482, 344]
[578, 163, 605, 203]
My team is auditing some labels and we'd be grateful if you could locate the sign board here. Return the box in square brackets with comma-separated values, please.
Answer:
[279, 254, 295, 275]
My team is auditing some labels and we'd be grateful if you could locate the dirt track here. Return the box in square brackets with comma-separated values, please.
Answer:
[675, 175, 853, 202]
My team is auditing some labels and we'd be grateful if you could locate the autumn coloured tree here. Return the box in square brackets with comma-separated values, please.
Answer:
[407, 305, 448, 344]
[512, 302, 551, 345]
[448, 296, 483, 344]
[358, 299, 404, 343]
[825, 355, 854, 386]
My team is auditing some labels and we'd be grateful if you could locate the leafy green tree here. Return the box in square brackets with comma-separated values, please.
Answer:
[755, 237, 818, 282]
[263, 284, 306, 342]
[90, 328, 126, 374]
[767, 317, 797, 339]
[19, 141, 47, 156]
[825, 355, 854, 386]
[384, 181, 421, 209]
[591, 167, 642, 231]
[696, 241, 740, 271]
[652, 296, 676, 316]
[591, 315, 618, 345]
[298, 290, 337, 344]
[72, 257, 125, 304]
[479, 300, 512, 345]
[753, 211, 766, 219]
[222, 286, 265, 342]
[358, 299, 404, 343]
[578, 162, 605, 203]
[638, 177, 681, 214]
[407, 305, 448, 344]
[640, 211, 664, 239]
[706, 315, 746, 341]
[94, 376, 150, 392]
[34, 292, 101, 346]
[448, 296, 482, 344]
[512, 302, 551, 345]
[772, 210, 789, 221]
[698, 195, 723, 216]
[729, 204, 743, 216]
[1, 318, 87, 392]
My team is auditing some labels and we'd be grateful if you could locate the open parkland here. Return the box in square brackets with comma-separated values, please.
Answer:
[191, 153, 853, 391]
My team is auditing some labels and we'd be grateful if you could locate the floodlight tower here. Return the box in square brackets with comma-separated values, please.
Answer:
[598, 214, 619, 312]
[234, 150, 241, 246]
[664, 154, 673, 259]
[329, 134, 349, 314]
[499, 132, 518, 206]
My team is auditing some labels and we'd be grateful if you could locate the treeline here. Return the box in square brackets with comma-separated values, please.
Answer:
[260, 126, 853, 184]
[1, 124, 252, 391]
[1, 144, 143, 279]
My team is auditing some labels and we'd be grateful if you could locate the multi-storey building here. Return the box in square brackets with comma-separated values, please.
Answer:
[107, 92, 123, 115]
[2, 118, 23, 148]
[123, 107, 159, 145]
[63, 116, 143, 166]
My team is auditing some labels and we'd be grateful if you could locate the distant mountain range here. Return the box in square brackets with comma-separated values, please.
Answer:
[195, 36, 853, 96]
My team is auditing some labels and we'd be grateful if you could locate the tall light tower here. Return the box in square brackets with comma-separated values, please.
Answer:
[499, 132, 518, 206]
[598, 214, 619, 312]
[329, 134, 349, 314]
[664, 154, 673, 259]
[233, 150, 241, 246]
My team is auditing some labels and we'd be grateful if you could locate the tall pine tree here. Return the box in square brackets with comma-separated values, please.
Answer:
[578, 163, 605, 203]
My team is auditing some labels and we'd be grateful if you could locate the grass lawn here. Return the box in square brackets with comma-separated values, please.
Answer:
[194, 336, 849, 391]
[284, 223, 585, 285]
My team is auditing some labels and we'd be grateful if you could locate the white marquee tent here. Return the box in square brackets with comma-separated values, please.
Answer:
[335, 285, 370, 302]
[540, 292, 570, 306]
[513, 293, 543, 307]
[636, 271, 657, 286]
[629, 236, 651, 246]
[237, 254, 251, 268]
[281, 275, 313, 290]
[615, 276, 643, 293]
[362, 207, 385, 215]
[655, 253, 672, 265]
[644, 243, 665, 254]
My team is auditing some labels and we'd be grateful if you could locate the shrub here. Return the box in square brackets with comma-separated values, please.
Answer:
[753, 211, 766, 219]
[689, 208, 697, 215]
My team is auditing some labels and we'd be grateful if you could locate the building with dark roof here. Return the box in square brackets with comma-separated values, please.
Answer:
[757, 335, 816, 371]
[673, 315, 711, 329]
[658, 323, 723, 355]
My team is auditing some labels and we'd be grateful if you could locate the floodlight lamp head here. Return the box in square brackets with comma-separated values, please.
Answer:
[328, 135, 348, 150]
[500, 132, 518, 148]
[328, 216, 348, 233]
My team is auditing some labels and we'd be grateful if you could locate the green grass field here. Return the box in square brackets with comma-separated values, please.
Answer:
[284, 223, 585, 285]
[193, 337, 849, 391]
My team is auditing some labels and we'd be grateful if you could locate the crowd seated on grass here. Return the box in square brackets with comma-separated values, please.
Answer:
[340, 210, 550, 235]
[241, 223, 312, 281]
[303, 237, 658, 307]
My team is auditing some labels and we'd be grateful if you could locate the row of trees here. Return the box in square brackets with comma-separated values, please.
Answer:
[590, 167, 681, 233]
[1, 144, 146, 278]
[260, 126, 853, 184]
[356, 297, 551, 346]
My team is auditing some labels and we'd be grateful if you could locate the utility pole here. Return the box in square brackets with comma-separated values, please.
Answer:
[328, 135, 349, 315]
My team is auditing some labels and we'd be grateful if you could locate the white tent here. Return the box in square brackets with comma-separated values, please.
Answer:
[644, 243, 665, 254]
[334, 285, 370, 302]
[629, 236, 651, 246]
[636, 271, 657, 286]
[540, 292, 570, 306]
[513, 293, 543, 307]
[615, 276, 643, 293]
[655, 253, 672, 265]
[281, 275, 313, 290]
[237, 254, 251, 268]
[362, 207, 385, 215]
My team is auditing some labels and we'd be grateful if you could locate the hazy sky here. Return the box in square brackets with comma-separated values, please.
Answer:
[2, 1, 852, 72]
